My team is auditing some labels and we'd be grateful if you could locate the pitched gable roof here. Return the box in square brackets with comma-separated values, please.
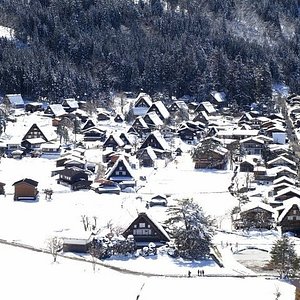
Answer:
[63, 98, 79, 109]
[143, 111, 164, 127]
[140, 131, 170, 151]
[147, 101, 170, 119]
[44, 104, 66, 117]
[5, 94, 24, 106]
[277, 198, 300, 223]
[105, 155, 135, 182]
[210, 91, 226, 103]
[13, 178, 38, 187]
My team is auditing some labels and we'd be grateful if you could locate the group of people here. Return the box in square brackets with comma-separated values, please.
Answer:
[187, 269, 205, 277]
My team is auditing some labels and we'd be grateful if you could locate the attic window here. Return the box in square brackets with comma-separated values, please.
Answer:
[293, 210, 298, 215]
[139, 223, 145, 228]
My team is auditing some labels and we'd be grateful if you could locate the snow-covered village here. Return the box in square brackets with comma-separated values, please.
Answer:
[1, 1, 300, 298]
[0, 88, 299, 299]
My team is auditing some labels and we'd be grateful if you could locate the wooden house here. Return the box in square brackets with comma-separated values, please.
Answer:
[56, 167, 91, 190]
[216, 129, 259, 140]
[62, 232, 93, 253]
[131, 116, 150, 135]
[62, 98, 79, 113]
[267, 156, 296, 170]
[273, 176, 296, 187]
[239, 159, 256, 172]
[82, 127, 106, 142]
[25, 102, 44, 113]
[233, 202, 275, 230]
[22, 123, 50, 142]
[74, 109, 88, 123]
[168, 100, 189, 115]
[81, 119, 96, 131]
[240, 137, 265, 155]
[274, 187, 300, 203]
[143, 111, 164, 129]
[139, 131, 170, 152]
[136, 146, 157, 167]
[21, 138, 45, 153]
[122, 212, 170, 248]
[119, 132, 134, 147]
[146, 101, 170, 121]
[13, 178, 39, 201]
[44, 104, 66, 118]
[194, 101, 216, 115]
[193, 145, 228, 170]
[132, 92, 153, 116]
[40, 142, 61, 156]
[97, 111, 111, 121]
[193, 110, 210, 124]
[271, 166, 298, 179]
[277, 200, 300, 236]
[3, 94, 24, 109]
[105, 155, 135, 187]
[102, 134, 125, 151]
[209, 91, 227, 108]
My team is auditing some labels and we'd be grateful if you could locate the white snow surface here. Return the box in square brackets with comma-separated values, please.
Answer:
[0, 111, 296, 299]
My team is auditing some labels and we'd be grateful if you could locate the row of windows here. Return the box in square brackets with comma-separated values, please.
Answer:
[133, 229, 152, 235]
[287, 216, 300, 221]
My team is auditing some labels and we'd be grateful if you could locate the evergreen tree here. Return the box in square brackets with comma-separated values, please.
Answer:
[269, 235, 300, 278]
[164, 198, 215, 260]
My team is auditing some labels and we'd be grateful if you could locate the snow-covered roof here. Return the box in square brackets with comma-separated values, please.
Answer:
[210, 91, 226, 103]
[240, 136, 265, 144]
[275, 186, 300, 198]
[5, 94, 24, 106]
[105, 155, 135, 180]
[23, 137, 46, 144]
[240, 201, 275, 214]
[273, 176, 296, 185]
[63, 98, 79, 109]
[45, 104, 66, 117]
[144, 111, 164, 126]
[148, 101, 170, 119]
[269, 165, 297, 177]
[277, 198, 300, 223]
[135, 92, 152, 107]
[150, 130, 170, 151]
[198, 101, 216, 114]
[216, 129, 259, 138]
[267, 156, 296, 167]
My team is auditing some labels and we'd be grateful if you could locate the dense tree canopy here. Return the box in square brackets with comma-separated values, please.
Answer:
[0, 0, 299, 106]
[164, 198, 215, 260]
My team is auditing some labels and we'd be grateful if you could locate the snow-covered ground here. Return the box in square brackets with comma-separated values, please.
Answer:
[0, 111, 297, 299]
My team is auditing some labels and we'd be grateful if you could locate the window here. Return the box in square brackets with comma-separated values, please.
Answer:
[139, 223, 145, 228]
[133, 229, 152, 235]
[288, 216, 295, 220]
[293, 210, 298, 215]
[119, 166, 123, 170]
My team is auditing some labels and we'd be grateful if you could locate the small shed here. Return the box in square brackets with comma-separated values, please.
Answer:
[62, 232, 94, 253]
[12, 178, 39, 201]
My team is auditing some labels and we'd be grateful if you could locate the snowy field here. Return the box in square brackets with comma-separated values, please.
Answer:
[0, 112, 297, 298]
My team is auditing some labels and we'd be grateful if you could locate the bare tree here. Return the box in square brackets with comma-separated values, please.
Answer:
[47, 236, 62, 263]
[81, 215, 90, 231]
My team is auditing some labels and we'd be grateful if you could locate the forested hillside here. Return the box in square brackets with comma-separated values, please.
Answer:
[0, 0, 299, 107]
